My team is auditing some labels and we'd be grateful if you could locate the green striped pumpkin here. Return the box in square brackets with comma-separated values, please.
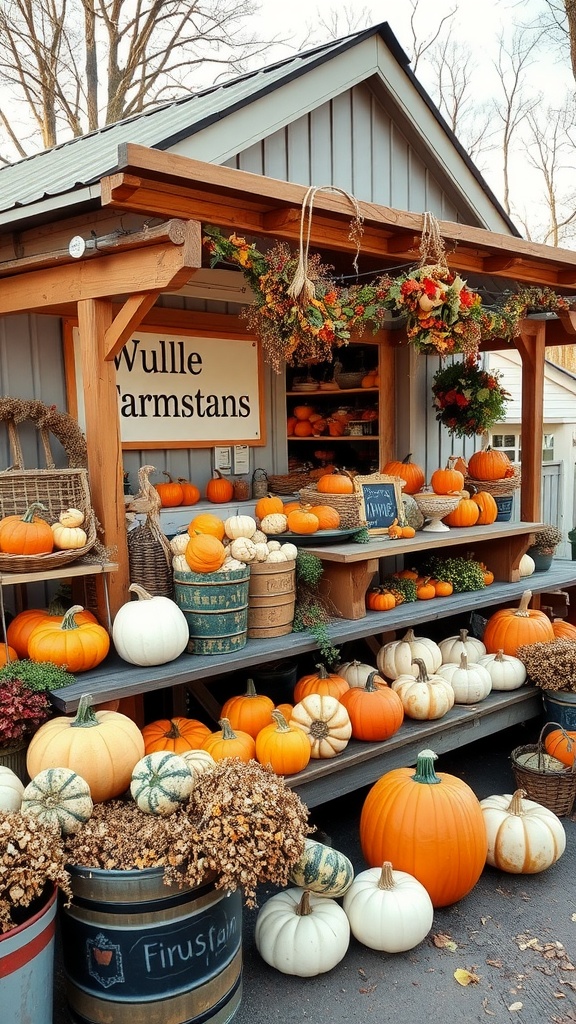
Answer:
[130, 751, 193, 816]
[21, 767, 93, 835]
[289, 838, 354, 897]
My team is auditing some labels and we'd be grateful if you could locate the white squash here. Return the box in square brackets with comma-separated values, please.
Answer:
[280, 542, 298, 560]
[336, 659, 378, 688]
[480, 789, 566, 873]
[266, 540, 282, 551]
[391, 658, 455, 720]
[112, 583, 189, 666]
[51, 521, 88, 549]
[58, 508, 85, 528]
[224, 515, 257, 540]
[255, 888, 350, 976]
[229, 536, 257, 563]
[251, 529, 268, 544]
[172, 553, 189, 573]
[438, 628, 486, 665]
[260, 513, 288, 535]
[130, 751, 193, 815]
[170, 532, 190, 555]
[290, 694, 352, 758]
[253, 542, 270, 562]
[21, 767, 93, 834]
[437, 652, 492, 704]
[0, 765, 25, 811]
[266, 550, 288, 562]
[519, 552, 536, 577]
[179, 748, 216, 781]
[477, 649, 527, 691]
[218, 557, 245, 571]
[343, 861, 434, 952]
[377, 628, 442, 681]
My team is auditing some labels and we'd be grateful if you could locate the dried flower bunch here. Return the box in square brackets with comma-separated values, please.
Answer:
[0, 659, 74, 747]
[0, 812, 73, 933]
[431, 358, 511, 438]
[381, 265, 485, 356]
[532, 525, 562, 554]
[64, 758, 311, 907]
[517, 639, 576, 692]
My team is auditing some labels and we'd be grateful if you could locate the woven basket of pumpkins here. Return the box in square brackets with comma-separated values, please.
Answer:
[464, 447, 521, 497]
[299, 471, 363, 528]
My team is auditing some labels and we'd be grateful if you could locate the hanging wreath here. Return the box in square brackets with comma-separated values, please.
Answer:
[431, 358, 511, 438]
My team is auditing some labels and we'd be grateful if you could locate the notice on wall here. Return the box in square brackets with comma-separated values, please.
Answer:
[68, 325, 265, 449]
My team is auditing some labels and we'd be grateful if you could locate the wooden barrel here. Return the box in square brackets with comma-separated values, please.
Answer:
[173, 566, 250, 655]
[248, 561, 296, 638]
[60, 866, 243, 1024]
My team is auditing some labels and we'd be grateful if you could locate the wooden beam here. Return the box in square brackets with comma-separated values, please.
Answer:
[0, 221, 203, 314]
[104, 291, 161, 360]
[516, 318, 546, 522]
[77, 298, 129, 618]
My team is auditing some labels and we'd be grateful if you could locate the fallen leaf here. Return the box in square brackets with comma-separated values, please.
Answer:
[481, 997, 496, 1016]
[480, 916, 491, 925]
[560, 962, 575, 971]
[454, 969, 481, 986]
[508, 1002, 523, 1011]
[486, 959, 503, 968]
[434, 932, 458, 951]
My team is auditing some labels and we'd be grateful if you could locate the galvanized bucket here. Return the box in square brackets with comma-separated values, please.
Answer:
[173, 567, 250, 655]
[60, 866, 243, 1024]
[0, 884, 57, 1024]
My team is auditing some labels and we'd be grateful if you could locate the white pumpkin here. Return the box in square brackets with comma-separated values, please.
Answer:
[480, 789, 566, 873]
[51, 521, 88, 549]
[438, 628, 486, 665]
[218, 557, 245, 571]
[251, 529, 268, 544]
[337, 659, 378, 688]
[0, 765, 25, 811]
[266, 540, 282, 551]
[280, 542, 299, 560]
[519, 552, 536, 577]
[255, 887, 350, 976]
[438, 652, 493, 704]
[290, 694, 352, 758]
[229, 536, 257, 563]
[266, 550, 288, 562]
[130, 751, 193, 815]
[179, 748, 216, 781]
[391, 658, 455, 720]
[112, 583, 189, 666]
[169, 532, 190, 555]
[253, 542, 270, 562]
[21, 768, 93, 834]
[477, 649, 527, 691]
[224, 515, 257, 540]
[260, 513, 288, 535]
[343, 861, 434, 952]
[172, 553, 189, 573]
[377, 628, 442, 681]
[58, 508, 85, 528]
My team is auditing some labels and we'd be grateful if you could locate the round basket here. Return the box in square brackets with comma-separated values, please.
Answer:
[268, 471, 313, 495]
[511, 722, 576, 816]
[335, 371, 365, 389]
[298, 484, 364, 528]
[465, 465, 521, 497]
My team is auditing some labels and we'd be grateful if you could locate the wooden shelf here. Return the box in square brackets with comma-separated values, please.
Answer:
[0, 560, 118, 587]
[287, 388, 379, 396]
[287, 435, 378, 441]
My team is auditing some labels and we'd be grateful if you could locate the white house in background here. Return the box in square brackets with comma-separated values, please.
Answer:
[488, 349, 576, 557]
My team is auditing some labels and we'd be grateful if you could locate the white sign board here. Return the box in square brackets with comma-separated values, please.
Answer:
[69, 326, 264, 449]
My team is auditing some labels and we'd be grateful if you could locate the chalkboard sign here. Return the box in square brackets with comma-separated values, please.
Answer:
[353, 473, 404, 535]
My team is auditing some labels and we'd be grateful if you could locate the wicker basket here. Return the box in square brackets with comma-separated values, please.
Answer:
[298, 484, 364, 528]
[465, 465, 521, 497]
[511, 722, 576, 816]
[268, 471, 314, 495]
[0, 399, 97, 572]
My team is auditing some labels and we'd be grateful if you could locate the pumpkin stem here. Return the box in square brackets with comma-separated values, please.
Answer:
[296, 890, 313, 917]
[22, 501, 48, 522]
[402, 628, 416, 643]
[413, 658, 429, 683]
[412, 748, 441, 785]
[164, 719, 184, 739]
[128, 583, 154, 601]
[218, 717, 238, 740]
[271, 709, 291, 732]
[402, 454, 413, 464]
[459, 629, 469, 642]
[365, 671, 381, 692]
[71, 693, 100, 728]
[515, 590, 533, 617]
[377, 861, 397, 891]
[495, 649, 505, 662]
[508, 789, 527, 814]
[244, 678, 259, 697]
[459, 652, 469, 669]
[61, 605, 85, 630]
[314, 663, 328, 678]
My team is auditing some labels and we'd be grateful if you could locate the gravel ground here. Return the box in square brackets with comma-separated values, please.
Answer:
[52, 721, 576, 1024]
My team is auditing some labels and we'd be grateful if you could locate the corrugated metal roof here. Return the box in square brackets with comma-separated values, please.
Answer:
[0, 26, 396, 217]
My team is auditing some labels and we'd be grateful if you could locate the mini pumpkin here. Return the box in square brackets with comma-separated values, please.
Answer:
[289, 694, 352, 758]
[27, 604, 110, 672]
[141, 716, 211, 754]
[185, 533, 227, 573]
[21, 767, 93, 834]
[377, 628, 442, 680]
[0, 501, 54, 555]
[201, 717, 256, 762]
[339, 671, 404, 741]
[293, 663, 350, 702]
[205, 470, 234, 504]
[130, 751, 194, 815]
[220, 678, 275, 739]
[0, 765, 25, 811]
[316, 471, 354, 494]
[255, 710, 312, 775]
[381, 454, 425, 495]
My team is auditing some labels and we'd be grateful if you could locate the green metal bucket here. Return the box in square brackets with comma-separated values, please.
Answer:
[174, 567, 250, 655]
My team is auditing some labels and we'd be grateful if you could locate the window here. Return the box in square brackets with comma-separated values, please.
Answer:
[490, 432, 554, 462]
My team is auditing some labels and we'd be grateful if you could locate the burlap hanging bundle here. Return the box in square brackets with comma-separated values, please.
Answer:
[125, 465, 174, 599]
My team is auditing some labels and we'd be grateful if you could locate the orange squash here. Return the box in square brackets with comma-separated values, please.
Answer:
[287, 416, 298, 435]
[382, 454, 425, 495]
[308, 505, 341, 530]
[187, 512, 225, 541]
[430, 465, 464, 495]
[205, 470, 234, 504]
[471, 490, 498, 525]
[201, 717, 256, 762]
[142, 716, 211, 754]
[366, 587, 396, 611]
[287, 508, 320, 535]
[294, 419, 315, 437]
[550, 618, 576, 641]
[294, 663, 350, 702]
[482, 589, 555, 655]
[255, 709, 311, 775]
[185, 533, 227, 573]
[339, 671, 404, 741]
[255, 495, 284, 520]
[293, 405, 315, 420]
[544, 727, 576, 766]
[154, 472, 184, 508]
[177, 478, 201, 506]
[442, 497, 480, 528]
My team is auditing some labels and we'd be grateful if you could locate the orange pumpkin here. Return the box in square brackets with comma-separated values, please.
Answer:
[382, 454, 425, 495]
[544, 727, 576, 767]
[550, 618, 576, 641]
[282, 501, 302, 516]
[154, 472, 184, 508]
[442, 497, 480, 528]
[287, 508, 320, 535]
[255, 709, 311, 775]
[275, 702, 294, 720]
[311, 418, 328, 435]
[201, 717, 256, 762]
[287, 416, 298, 435]
[339, 671, 404, 741]
[433, 579, 454, 597]
[416, 577, 437, 601]
[27, 605, 110, 672]
[471, 490, 498, 525]
[0, 502, 54, 555]
[293, 420, 315, 437]
[308, 505, 341, 530]
[327, 418, 346, 437]
[177, 478, 201, 506]
[430, 465, 464, 495]
[255, 495, 284, 520]
[293, 663, 350, 702]
[316, 471, 354, 494]
[0, 643, 17, 666]
[467, 446, 511, 481]
[205, 470, 234, 504]
[482, 589, 555, 655]
[185, 533, 227, 573]
[293, 405, 314, 420]
[142, 716, 211, 754]
[187, 512, 225, 541]
[366, 587, 396, 611]
[361, 371, 378, 388]
[220, 678, 275, 739]
[7, 606, 98, 658]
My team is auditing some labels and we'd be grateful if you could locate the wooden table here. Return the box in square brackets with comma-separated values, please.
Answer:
[305, 521, 543, 619]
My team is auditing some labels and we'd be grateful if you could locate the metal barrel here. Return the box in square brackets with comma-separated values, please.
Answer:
[0, 884, 57, 1024]
[173, 567, 250, 655]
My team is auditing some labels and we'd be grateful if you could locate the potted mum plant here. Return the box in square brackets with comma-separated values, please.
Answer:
[0, 658, 74, 781]
[526, 524, 563, 571]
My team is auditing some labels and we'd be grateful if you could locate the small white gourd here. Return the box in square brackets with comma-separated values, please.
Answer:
[130, 751, 193, 815]
[253, 542, 270, 562]
[169, 532, 190, 555]
[337, 659, 377, 688]
[172, 553, 189, 573]
[229, 536, 257, 563]
[255, 888, 350, 976]
[21, 768, 93, 834]
[51, 522, 88, 549]
[280, 542, 298, 560]
[224, 515, 257, 540]
[260, 513, 288, 535]
[59, 508, 85, 528]
[0, 765, 25, 811]
[480, 790, 566, 873]
[266, 550, 288, 562]
[519, 552, 536, 577]
[179, 748, 216, 781]
[251, 529, 268, 544]
[267, 540, 282, 552]
[218, 557, 245, 571]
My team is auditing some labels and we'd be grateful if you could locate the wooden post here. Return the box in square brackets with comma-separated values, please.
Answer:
[516, 319, 546, 522]
[77, 297, 129, 618]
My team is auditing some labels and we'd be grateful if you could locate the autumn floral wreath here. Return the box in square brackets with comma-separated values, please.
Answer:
[431, 358, 511, 438]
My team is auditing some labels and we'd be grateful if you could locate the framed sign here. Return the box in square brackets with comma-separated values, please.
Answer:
[64, 321, 266, 449]
[353, 473, 404, 535]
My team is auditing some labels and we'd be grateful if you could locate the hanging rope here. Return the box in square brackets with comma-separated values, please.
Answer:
[418, 211, 449, 273]
[287, 185, 365, 303]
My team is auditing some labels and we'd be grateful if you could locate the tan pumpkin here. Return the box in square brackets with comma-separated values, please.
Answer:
[289, 694, 352, 758]
[50, 520, 88, 550]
